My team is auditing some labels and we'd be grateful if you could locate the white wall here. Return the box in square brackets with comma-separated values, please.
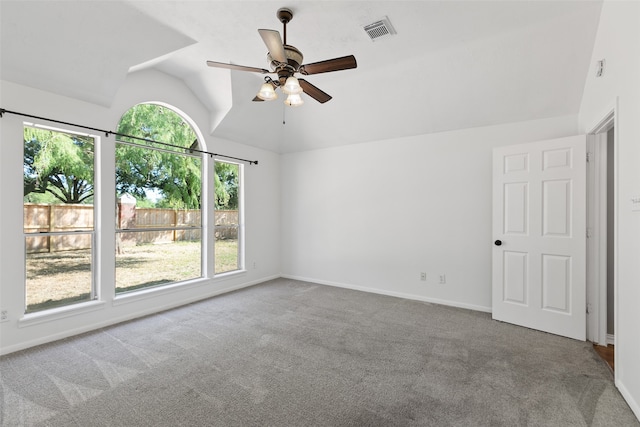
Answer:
[281, 115, 578, 311]
[0, 70, 281, 355]
[578, 0, 640, 419]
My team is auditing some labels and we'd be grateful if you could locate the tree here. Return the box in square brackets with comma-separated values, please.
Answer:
[23, 128, 94, 204]
[115, 104, 202, 209]
[214, 162, 238, 210]
[25, 103, 238, 210]
[115, 103, 239, 211]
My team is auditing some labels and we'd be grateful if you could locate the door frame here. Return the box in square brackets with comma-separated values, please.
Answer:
[586, 103, 617, 359]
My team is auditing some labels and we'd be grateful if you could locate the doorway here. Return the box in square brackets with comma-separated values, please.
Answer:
[586, 109, 616, 372]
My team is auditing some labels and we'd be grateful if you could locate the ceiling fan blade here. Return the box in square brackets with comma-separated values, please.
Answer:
[206, 60, 270, 74]
[258, 29, 286, 63]
[252, 97, 264, 102]
[298, 79, 332, 103]
[299, 55, 357, 75]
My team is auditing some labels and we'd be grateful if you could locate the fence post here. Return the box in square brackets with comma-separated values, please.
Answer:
[48, 204, 54, 253]
[173, 210, 177, 242]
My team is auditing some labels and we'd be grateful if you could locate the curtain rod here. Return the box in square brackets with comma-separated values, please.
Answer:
[0, 108, 258, 165]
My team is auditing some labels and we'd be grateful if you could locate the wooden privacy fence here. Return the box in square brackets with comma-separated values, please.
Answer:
[24, 203, 238, 253]
[24, 204, 93, 253]
[119, 208, 203, 246]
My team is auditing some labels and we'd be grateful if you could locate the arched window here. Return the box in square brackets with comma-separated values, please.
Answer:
[114, 103, 203, 293]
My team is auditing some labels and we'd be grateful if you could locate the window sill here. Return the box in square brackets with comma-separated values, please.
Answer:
[17, 272, 249, 327]
[113, 277, 210, 306]
[213, 269, 247, 281]
[113, 270, 247, 306]
[19, 300, 106, 328]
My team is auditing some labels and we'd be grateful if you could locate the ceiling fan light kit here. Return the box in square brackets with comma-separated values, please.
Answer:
[207, 7, 357, 107]
[257, 81, 278, 101]
[282, 76, 303, 95]
[284, 93, 304, 107]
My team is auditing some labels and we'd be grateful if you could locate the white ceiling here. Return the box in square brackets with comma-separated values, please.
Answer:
[1, 1, 603, 153]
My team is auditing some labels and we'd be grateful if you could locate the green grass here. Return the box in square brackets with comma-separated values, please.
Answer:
[26, 240, 239, 312]
[214, 239, 239, 274]
[115, 241, 202, 294]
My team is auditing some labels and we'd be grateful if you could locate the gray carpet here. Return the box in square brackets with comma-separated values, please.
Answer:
[1, 278, 638, 426]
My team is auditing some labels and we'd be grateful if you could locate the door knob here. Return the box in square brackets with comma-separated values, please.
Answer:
[494, 240, 502, 246]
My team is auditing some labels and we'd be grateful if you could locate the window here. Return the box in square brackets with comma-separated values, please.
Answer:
[23, 125, 96, 313]
[214, 161, 242, 274]
[115, 104, 202, 293]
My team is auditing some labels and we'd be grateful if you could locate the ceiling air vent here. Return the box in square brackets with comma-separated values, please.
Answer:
[363, 17, 396, 41]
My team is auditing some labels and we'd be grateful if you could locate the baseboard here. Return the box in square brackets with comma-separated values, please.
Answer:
[607, 333, 615, 345]
[616, 379, 640, 423]
[281, 274, 492, 314]
[0, 274, 281, 356]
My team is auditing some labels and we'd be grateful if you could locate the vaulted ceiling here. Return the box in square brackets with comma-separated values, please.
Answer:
[1, 1, 603, 153]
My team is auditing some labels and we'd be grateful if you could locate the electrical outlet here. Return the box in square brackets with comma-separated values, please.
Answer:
[439, 274, 446, 284]
[420, 272, 427, 281]
[253, 261, 257, 270]
[0, 309, 8, 322]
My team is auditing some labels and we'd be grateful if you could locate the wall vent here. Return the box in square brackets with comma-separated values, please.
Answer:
[363, 17, 396, 41]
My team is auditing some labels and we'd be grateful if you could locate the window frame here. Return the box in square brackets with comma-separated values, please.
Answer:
[114, 104, 204, 295]
[22, 122, 99, 314]
[214, 159, 244, 275]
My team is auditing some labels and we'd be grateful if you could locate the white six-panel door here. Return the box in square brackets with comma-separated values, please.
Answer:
[492, 135, 586, 340]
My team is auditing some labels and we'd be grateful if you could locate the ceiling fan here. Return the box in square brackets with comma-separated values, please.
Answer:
[206, 7, 357, 106]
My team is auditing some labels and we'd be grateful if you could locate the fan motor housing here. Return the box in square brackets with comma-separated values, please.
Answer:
[268, 44, 303, 73]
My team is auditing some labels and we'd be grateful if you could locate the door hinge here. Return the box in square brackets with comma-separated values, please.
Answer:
[586, 228, 592, 238]
[586, 152, 592, 163]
